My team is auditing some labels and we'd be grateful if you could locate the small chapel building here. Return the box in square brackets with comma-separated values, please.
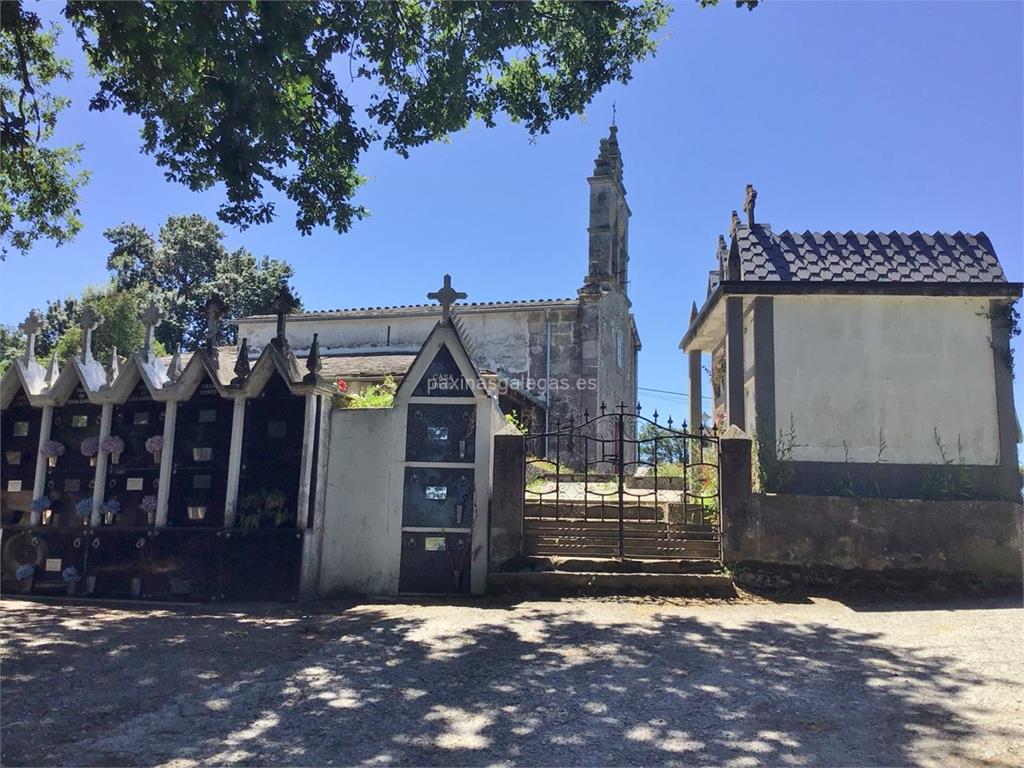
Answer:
[681, 186, 1021, 500]
[235, 126, 641, 439]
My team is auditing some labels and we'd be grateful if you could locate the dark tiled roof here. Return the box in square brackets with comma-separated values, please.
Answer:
[240, 298, 578, 322]
[735, 226, 1006, 283]
[319, 354, 418, 379]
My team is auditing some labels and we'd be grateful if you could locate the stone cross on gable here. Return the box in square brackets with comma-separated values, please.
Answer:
[204, 295, 228, 354]
[427, 274, 467, 325]
[78, 306, 103, 363]
[743, 184, 757, 227]
[138, 301, 164, 362]
[729, 210, 741, 238]
[18, 309, 47, 363]
[270, 287, 299, 346]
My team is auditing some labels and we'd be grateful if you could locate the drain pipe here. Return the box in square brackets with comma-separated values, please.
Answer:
[544, 308, 552, 457]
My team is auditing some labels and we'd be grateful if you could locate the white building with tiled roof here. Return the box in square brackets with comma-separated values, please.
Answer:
[682, 185, 1021, 500]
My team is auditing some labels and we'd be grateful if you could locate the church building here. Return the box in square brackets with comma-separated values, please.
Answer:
[235, 126, 641, 436]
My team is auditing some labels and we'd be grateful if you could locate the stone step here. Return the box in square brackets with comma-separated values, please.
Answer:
[488, 570, 736, 597]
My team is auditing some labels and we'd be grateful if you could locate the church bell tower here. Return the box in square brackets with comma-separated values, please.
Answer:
[584, 125, 630, 296]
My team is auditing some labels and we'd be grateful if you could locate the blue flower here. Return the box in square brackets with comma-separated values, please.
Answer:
[16, 563, 34, 581]
[75, 498, 93, 518]
[31, 496, 51, 514]
[61, 566, 79, 582]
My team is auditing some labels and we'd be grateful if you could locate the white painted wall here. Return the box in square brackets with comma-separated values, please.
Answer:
[773, 296, 999, 464]
[319, 407, 402, 595]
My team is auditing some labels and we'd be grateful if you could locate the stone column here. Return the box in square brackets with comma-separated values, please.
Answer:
[725, 296, 745, 430]
[490, 432, 526, 570]
[155, 400, 177, 526]
[91, 403, 113, 526]
[295, 393, 318, 530]
[719, 426, 754, 562]
[30, 405, 54, 525]
[223, 396, 246, 528]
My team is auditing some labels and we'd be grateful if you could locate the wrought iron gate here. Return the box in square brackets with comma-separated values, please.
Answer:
[523, 403, 721, 561]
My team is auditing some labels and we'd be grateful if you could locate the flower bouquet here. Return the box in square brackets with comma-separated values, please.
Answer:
[101, 498, 121, 525]
[141, 494, 158, 525]
[40, 440, 65, 467]
[80, 436, 100, 466]
[101, 435, 125, 464]
[62, 565, 81, 594]
[16, 563, 35, 592]
[75, 497, 93, 523]
[144, 435, 164, 464]
[31, 495, 51, 514]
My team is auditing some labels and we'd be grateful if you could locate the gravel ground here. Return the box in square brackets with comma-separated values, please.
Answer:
[1, 594, 1022, 767]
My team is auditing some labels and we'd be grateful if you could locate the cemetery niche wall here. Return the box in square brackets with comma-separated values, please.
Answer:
[1, 386, 40, 525]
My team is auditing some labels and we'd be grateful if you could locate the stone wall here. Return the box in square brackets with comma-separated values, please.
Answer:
[724, 492, 1023, 588]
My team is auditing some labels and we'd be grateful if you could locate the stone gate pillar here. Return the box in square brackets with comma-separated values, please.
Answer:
[719, 426, 754, 561]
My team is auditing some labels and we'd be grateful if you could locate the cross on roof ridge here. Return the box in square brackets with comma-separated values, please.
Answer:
[427, 274, 467, 324]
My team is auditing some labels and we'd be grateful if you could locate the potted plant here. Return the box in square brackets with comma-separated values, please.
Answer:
[62, 565, 81, 595]
[15, 563, 34, 593]
[75, 497, 93, 524]
[101, 435, 125, 465]
[141, 494, 158, 525]
[144, 435, 163, 465]
[101, 498, 121, 526]
[39, 440, 65, 467]
[80, 436, 99, 467]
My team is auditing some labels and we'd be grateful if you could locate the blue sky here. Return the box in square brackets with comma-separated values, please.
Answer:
[1, 0, 1022, 426]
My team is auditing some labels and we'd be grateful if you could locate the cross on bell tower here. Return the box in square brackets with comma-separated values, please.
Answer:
[18, 309, 47, 363]
[138, 301, 164, 363]
[78, 306, 103, 363]
[427, 274, 467, 325]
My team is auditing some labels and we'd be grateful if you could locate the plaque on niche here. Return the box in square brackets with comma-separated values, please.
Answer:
[192, 447, 212, 462]
[267, 421, 287, 438]
[427, 426, 449, 441]
[12, 421, 29, 437]
[126, 477, 144, 491]
[6, 480, 22, 492]
[193, 474, 212, 489]
[63, 479, 81, 493]
[45, 558, 62, 572]
[5, 451, 21, 465]
[198, 409, 217, 423]
[424, 536, 446, 551]
[425, 485, 448, 501]
[71, 415, 89, 428]
[133, 412, 150, 425]
[188, 505, 207, 520]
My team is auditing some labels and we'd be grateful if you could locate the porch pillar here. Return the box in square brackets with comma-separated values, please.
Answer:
[688, 303, 703, 431]
[91, 402, 113, 526]
[154, 400, 177, 527]
[295, 393, 317, 530]
[223, 396, 246, 528]
[725, 296, 745, 431]
[30, 405, 53, 525]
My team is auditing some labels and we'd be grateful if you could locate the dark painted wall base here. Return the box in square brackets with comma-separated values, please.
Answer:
[777, 460, 1021, 503]
[731, 561, 1022, 597]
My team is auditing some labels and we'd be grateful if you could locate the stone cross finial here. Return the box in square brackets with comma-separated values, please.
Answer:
[78, 306, 103, 363]
[45, 353, 59, 385]
[427, 274, 467, 325]
[107, 346, 120, 387]
[304, 333, 322, 384]
[729, 210, 741, 238]
[138, 301, 164, 362]
[232, 338, 251, 386]
[18, 309, 47, 363]
[165, 343, 183, 386]
[270, 287, 299, 347]
[743, 184, 757, 227]
[203, 295, 228, 354]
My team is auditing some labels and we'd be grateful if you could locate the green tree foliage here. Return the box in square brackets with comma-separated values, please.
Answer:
[49, 283, 168, 365]
[3, 1, 755, 253]
[105, 214, 299, 349]
[0, 2, 89, 257]
[638, 422, 687, 465]
[0, 325, 27, 376]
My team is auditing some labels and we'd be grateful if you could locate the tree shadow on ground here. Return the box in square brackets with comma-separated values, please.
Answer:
[1, 598, 1020, 766]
